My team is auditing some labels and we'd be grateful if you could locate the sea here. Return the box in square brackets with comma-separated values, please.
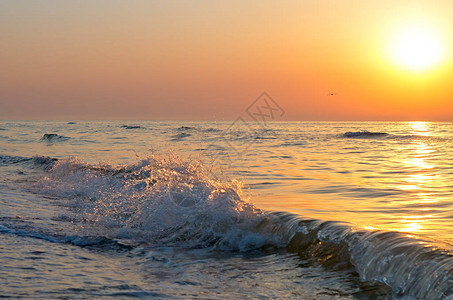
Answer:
[0, 120, 452, 299]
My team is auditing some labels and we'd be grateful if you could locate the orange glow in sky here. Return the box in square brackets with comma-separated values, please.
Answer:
[0, 0, 452, 120]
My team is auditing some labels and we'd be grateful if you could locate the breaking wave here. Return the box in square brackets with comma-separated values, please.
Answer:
[24, 155, 453, 299]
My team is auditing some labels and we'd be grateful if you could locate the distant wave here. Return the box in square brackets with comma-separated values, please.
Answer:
[344, 131, 388, 138]
[121, 125, 142, 129]
[171, 132, 191, 140]
[272, 142, 307, 147]
[178, 126, 195, 130]
[203, 128, 222, 133]
[40, 133, 70, 143]
[343, 131, 435, 140]
[23, 154, 453, 299]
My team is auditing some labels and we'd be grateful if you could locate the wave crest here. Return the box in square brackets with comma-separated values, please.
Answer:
[32, 155, 272, 251]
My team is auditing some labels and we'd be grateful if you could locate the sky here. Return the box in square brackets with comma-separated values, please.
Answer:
[1, 0, 452, 121]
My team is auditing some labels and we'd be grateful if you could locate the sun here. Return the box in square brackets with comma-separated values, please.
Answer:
[389, 25, 446, 71]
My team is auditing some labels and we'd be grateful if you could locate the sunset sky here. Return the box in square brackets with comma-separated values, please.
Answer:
[1, 0, 452, 121]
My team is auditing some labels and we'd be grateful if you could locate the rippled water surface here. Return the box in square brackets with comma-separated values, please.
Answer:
[1, 121, 452, 299]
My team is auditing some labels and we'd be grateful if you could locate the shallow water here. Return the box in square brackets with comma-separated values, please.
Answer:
[0, 121, 452, 299]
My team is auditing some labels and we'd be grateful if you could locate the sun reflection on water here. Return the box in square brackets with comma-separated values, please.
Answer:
[400, 221, 423, 232]
[395, 122, 438, 234]
[404, 157, 435, 169]
[398, 213, 435, 233]
[245, 122, 452, 243]
[409, 121, 431, 136]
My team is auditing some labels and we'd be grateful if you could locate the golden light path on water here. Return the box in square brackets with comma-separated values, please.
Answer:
[395, 122, 435, 234]
[375, 122, 449, 239]
[358, 122, 443, 236]
[253, 121, 452, 244]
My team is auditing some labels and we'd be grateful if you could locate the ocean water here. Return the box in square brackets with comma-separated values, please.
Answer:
[0, 121, 452, 299]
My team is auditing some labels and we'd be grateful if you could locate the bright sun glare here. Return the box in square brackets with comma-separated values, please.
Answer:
[389, 25, 446, 71]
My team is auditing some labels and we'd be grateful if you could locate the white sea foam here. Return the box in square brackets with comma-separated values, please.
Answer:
[32, 155, 277, 251]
